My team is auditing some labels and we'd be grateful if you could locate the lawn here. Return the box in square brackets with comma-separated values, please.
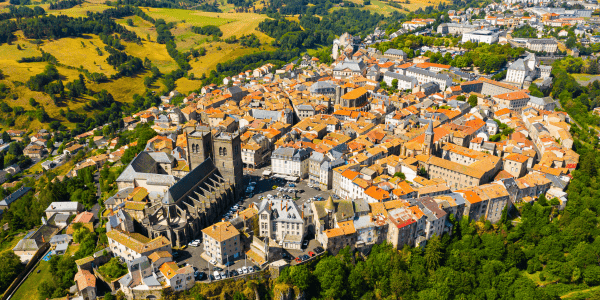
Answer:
[11, 260, 51, 300]
[121, 39, 178, 73]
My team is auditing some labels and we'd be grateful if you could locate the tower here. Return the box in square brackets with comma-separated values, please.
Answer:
[213, 131, 243, 199]
[186, 127, 213, 170]
[424, 118, 434, 155]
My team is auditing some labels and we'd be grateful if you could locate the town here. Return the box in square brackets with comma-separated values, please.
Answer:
[0, 1, 597, 299]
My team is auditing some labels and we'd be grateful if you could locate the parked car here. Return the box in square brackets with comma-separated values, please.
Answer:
[314, 247, 324, 254]
[295, 257, 302, 263]
[302, 254, 310, 261]
[242, 266, 248, 274]
[282, 253, 291, 260]
[288, 183, 296, 187]
[213, 271, 221, 280]
[237, 268, 243, 274]
[303, 240, 308, 247]
[308, 251, 316, 257]
[253, 266, 260, 272]
[214, 267, 223, 271]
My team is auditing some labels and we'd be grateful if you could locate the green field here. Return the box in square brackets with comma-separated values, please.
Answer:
[11, 260, 51, 300]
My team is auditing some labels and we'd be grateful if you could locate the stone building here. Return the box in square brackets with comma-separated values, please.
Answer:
[134, 128, 243, 247]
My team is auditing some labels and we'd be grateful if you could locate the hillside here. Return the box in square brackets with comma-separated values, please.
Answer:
[0, 4, 274, 132]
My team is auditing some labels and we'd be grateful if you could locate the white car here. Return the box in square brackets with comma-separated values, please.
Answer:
[237, 268, 243, 274]
[190, 241, 200, 247]
[213, 271, 221, 280]
[242, 266, 248, 274]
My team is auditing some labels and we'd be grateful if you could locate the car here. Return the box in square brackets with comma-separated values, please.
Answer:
[237, 268, 243, 274]
[282, 253, 291, 260]
[220, 271, 227, 279]
[314, 247, 324, 254]
[190, 241, 200, 247]
[213, 271, 221, 280]
[180, 245, 187, 250]
[195, 271, 206, 280]
[295, 257, 302, 263]
[247, 266, 254, 273]
[173, 251, 180, 257]
[308, 251, 316, 257]
[253, 266, 260, 272]
[249, 182, 257, 186]
[242, 266, 248, 274]
[230, 270, 238, 277]
[303, 240, 308, 247]
[288, 183, 296, 187]
[278, 240, 283, 246]
[214, 267, 223, 271]
[302, 254, 310, 261]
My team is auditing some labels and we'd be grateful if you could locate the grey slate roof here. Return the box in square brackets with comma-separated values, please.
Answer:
[251, 109, 282, 121]
[162, 157, 217, 204]
[0, 187, 31, 207]
[384, 49, 406, 56]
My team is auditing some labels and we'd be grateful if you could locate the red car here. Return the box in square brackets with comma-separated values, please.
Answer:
[308, 251, 316, 257]
[295, 257, 302, 263]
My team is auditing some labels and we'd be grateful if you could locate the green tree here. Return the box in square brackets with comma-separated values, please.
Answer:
[468, 94, 478, 107]
[0, 251, 23, 291]
[314, 256, 348, 299]
[424, 234, 443, 271]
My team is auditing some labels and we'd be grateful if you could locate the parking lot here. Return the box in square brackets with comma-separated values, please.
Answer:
[241, 167, 334, 210]
[173, 167, 331, 282]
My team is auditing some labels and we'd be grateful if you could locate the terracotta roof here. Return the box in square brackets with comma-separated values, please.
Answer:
[341, 87, 368, 100]
[75, 269, 96, 290]
[201, 221, 239, 242]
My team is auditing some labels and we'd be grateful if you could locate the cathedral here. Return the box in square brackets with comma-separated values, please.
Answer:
[135, 127, 243, 247]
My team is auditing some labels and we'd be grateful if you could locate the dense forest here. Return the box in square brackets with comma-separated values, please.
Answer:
[258, 9, 385, 50]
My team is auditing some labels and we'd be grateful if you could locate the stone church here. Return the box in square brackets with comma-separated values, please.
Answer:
[138, 127, 244, 247]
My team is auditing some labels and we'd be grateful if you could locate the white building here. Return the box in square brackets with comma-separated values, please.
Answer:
[271, 147, 312, 179]
[257, 198, 306, 249]
[462, 29, 500, 44]
[404, 67, 453, 90]
[505, 53, 552, 86]
[383, 72, 419, 90]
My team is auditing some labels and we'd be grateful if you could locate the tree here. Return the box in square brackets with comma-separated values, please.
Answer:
[392, 79, 399, 90]
[314, 256, 348, 299]
[2, 131, 10, 143]
[584, 265, 600, 286]
[0, 251, 23, 291]
[468, 94, 478, 107]
[394, 171, 406, 180]
[424, 234, 442, 271]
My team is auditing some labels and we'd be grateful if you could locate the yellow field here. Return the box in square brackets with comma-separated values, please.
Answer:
[121, 39, 179, 73]
[343, 0, 449, 13]
[142, 8, 273, 42]
[175, 41, 276, 93]
[41, 35, 117, 76]
[116, 15, 159, 41]
[45, 2, 111, 17]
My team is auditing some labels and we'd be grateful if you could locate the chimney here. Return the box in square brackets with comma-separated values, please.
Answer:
[213, 225, 217, 231]
[281, 201, 283, 211]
